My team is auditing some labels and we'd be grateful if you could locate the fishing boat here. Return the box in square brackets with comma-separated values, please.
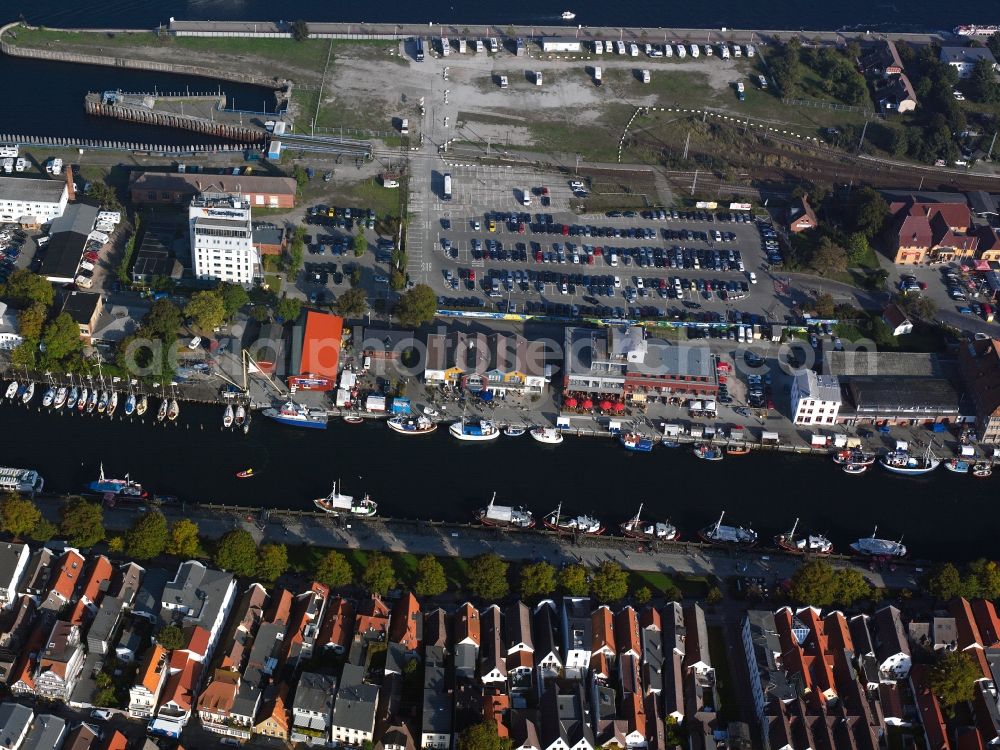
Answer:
[77, 387, 88, 412]
[66, 387, 78, 410]
[0, 467, 44, 494]
[156, 397, 168, 422]
[531, 427, 564, 444]
[136, 395, 148, 416]
[234, 405, 246, 427]
[263, 400, 328, 429]
[850, 526, 906, 557]
[832, 448, 877, 465]
[236, 468, 254, 479]
[974, 463, 993, 478]
[504, 425, 527, 437]
[726, 444, 751, 456]
[476, 492, 535, 529]
[775, 518, 833, 554]
[449, 417, 500, 441]
[41, 386, 54, 408]
[543, 501, 604, 535]
[619, 432, 653, 452]
[945, 458, 971, 474]
[107, 391, 118, 417]
[242, 409, 252, 435]
[387, 414, 437, 435]
[879, 444, 940, 476]
[87, 463, 148, 500]
[86, 389, 98, 413]
[223, 404, 234, 429]
[167, 399, 179, 421]
[620, 503, 679, 541]
[561, 10, 576, 19]
[21, 382, 34, 405]
[124, 393, 136, 416]
[53, 386, 67, 409]
[693, 443, 724, 461]
[843, 463, 868, 475]
[313, 481, 378, 516]
[343, 414, 364, 424]
[699, 511, 757, 547]
[97, 391, 108, 413]
[4, 382, 16, 400]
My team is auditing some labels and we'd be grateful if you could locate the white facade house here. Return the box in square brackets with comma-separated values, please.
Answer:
[791, 370, 841, 426]
[0, 542, 29, 609]
[189, 193, 259, 286]
[561, 598, 593, 679]
[940, 46, 998, 78]
[0, 178, 68, 225]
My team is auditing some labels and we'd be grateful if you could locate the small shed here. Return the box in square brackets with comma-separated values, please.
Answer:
[761, 431, 780, 445]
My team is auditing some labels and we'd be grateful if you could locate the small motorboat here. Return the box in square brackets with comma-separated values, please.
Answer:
[236, 469, 255, 479]
[561, 10, 576, 19]
[67, 387, 79, 410]
[41, 387, 55, 408]
[504, 425, 527, 437]
[136, 395, 148, 416]
[973, 463, 993, 478]
[387, 414, 437, 435]
[693, 443, 723, 461]
[843, 463, 868, 475]
[726, 444, 750, 456]
[107, 391, 118, 417]
[156, 398, 168, 422]
[77, 387, 89, 412]
[21, 382, 34, 405]
[343, 414, 364, 424]
[124, 393, 136, 416]
[86, 389, 98, 413]
[235, 405, 246, 427]
[944, 458, 970, 474]
[223, 404, 234, 429]
[530, 427, 564, 444]
[167, 399, 179, 421]
[242, 409, 252, 435]
[4, 381, 17, 400]
[620, 432, 654, 452]
[53, 386, 67, 409]
[97, 391, 108, 413]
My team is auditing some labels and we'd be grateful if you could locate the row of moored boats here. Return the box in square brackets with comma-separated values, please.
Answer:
[833, 444, 992, 478]
[5, 380, 179, 421]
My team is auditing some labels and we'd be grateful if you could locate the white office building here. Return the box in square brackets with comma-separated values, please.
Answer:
[791, 370, 842, 426]
[0, 177, 68, 225]
[189, 193, 259, 286]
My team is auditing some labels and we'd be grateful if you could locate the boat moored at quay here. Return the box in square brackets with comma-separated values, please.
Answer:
[449, 417, 500, 441]
[850, 526, 907, 557]
[544, 501, 604, 535]
[0, 466, 43, 495]
[476, 492, 535, 529]
[775, 517, 833, 554]
[620, 503, 679, 541]
[262, 400, 329, 429]
[313, 481, 378, 517]
[619, 432, 653, 452]
[699, 511, 757, 547]
[387, 414, 437, 435]
[87, 463, 147, 500]
[530, 427, 564, 445]
[879, 443, 940, 476]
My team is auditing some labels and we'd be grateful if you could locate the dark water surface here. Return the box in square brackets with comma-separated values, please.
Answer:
[2, 399, 992, 562]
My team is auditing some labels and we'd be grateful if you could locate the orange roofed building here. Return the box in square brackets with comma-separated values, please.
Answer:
[288, 311, 345, 391]
[890, 197, 978, 264]
[390, 592, 423, 654]
[129, 644, 169, 718]
[318, 596, 356, 654]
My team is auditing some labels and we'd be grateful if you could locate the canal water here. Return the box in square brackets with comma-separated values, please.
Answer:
[2, 399, 991, 562]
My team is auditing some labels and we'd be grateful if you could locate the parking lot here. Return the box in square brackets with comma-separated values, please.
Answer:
[892, 263, 1000, 337]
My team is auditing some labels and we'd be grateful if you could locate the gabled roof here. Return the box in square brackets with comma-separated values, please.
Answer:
[911, 664, 951, 750]
[267, 589, 293, 626]
[455, 602, 481, 646]
[161, 651, 201, 712]
[973, 600, 1000, 649]
[197, 670, 239, 713]
[186, 626, 211, 658]
[591, 606, 616, 657]
[319, 596, 356, 651]
[505, 601, 533, 653]
[423, 608, 449, 649]
[950, 597, 984, 651]
[255, 682, 290, 734]
[356, 594, 391, 637]
[389, 592, 422, 651]
[136, 644, 168, 695]
[79, 555, 113, 604]
[640, 606, 661, 631]
[50, 549, 85, 601]
[615, 606, 642, 658]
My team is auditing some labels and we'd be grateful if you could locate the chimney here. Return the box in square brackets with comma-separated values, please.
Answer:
[64, 165, 76, 202]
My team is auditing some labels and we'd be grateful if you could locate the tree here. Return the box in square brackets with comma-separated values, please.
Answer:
[836, 568, 872, 605]
[852, 187, 889, 239]
[40, 313, 83, 368]
[156, 624, 186, 651]
[791, 559, 870, 606]
[930, 650, 982, 711]
[362, 552, 396, 594]
[968, 58, 1000, 103]
[558, 564, 590, 596]
[290, 19, 310, 41]
[390, 269, 407, 291]
[125, 510, 167, 560]
[59, 497, 104, 548]
[988, 31, 1000, 60]
[633, 585, 652, 605]
[185, 290, 226, 332]
[107, 536, 124, 553]
[846, 233, 871, 266]
[18, 302, 46, 341]
[287, 226, 305, 274]
[292, 165, 309, 191]
[814, 292, 835, 318]
[394, 284, 437, 327]
[86, 181, 122, 212]
[519, 561, 556, 600]
[316, 550, 354, 588]
[29, 518, 56, 542]
[810, 238, 848, 276]
[213, 529, 258, 577]
[166, 519, 201, 558]
[118, 218, 140, 286]
[257, 543, 289, 581]
[591, 560, 628, 603]
[9, 341, 36, 369]
[901, 293, 937, 320]
[143, 299, 183, 340]
[2, 268, 54, 307]
[219, 283, 250, 318]
[468, 553, 509, 600]
[969, 559, 1000, 600]
[415, 555, 448, 597]
[707, 586, 724, 604]
[275, 296, 301, 322]
[0, 492, 41, 538]
[335, 287, 368, 317]
[457, 722, 511, 750]
[353, 231, 368, 257]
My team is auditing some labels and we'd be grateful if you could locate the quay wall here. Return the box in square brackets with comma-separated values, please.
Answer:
[84, 96, 267, 143]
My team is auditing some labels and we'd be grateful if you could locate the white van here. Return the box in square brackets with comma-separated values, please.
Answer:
[594, 66, 602, 82]
[641, 70, 650, 84]
[522, 189, 531, 206]
[593, 40, 604, 54]
[535, 71, 543, 86]
[609, 252, 619, 267]
[628, 42, 639, 57]
[400, 118, 409, 135]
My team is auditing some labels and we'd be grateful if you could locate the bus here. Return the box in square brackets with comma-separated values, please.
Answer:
[443, 173, 452, 201]
[415, 38, 425, 62]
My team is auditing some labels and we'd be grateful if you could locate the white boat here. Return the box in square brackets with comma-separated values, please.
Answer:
[21, 383, 34, 405]
[313, 481, 377, 516]
[167, 399, 179, 421]
[136, 395, 148, 416]
[699, 510, 757, 547]
[124, 393, 136, 416]
[504, 425, 527, 437]
[156, 398, 168, 422]
[850, 526, 906, 557]
[832, 448, 876, 465]
[561, 10, 576, 19]
[945, 458, 970, 474]
[107, 391, 118, 417]
[86, 389, 98, 413]
[263, 400, 328, 429]
[476, 492, 535, 529]
[67, 387, 78, 410]
[775, 518, 833, 554]
[223, 404, 234, 428]
[530, 427, 564, 444]
[543, 501, 604, 534]
[4, 382, 17, 400]
[620, 503, 678, 541]
[387, 414, 437, 435]
[97, 391, 108, 413]
[235, 405, 246, 427]
[449, 417, 500, 441]
[693, 443, 724, 461]
[77, 387, 89, 412]
[843, 463, 868, 475]
[974, 463, 993, 478]
[42, 387, 55, 408]
[53, 386, 67, 409]
[879, 444, 940, 476]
